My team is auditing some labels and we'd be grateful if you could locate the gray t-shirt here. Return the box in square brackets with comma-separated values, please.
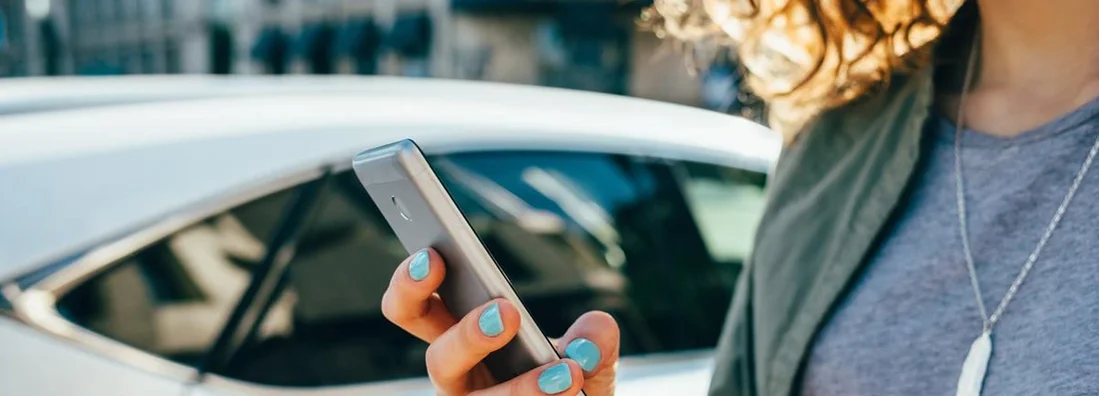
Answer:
[800, 99, 1099, 396]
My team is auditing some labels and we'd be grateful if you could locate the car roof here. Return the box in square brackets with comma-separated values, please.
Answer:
[0, 76, 779, 281]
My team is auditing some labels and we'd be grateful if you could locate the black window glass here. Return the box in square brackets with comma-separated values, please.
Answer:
[56, 188, 296, 367]
[218, 152, 766, 387]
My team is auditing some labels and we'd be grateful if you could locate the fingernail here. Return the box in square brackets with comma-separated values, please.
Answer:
[478, 302, 504, 337]
[537, 362, 573, 394]
[565, 338, 601, 373]
[408, 250, 430, 281]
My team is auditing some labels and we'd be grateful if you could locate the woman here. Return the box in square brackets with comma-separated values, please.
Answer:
[380, 0, 1099, 394]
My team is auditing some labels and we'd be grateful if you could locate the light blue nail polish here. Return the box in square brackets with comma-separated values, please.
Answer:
[565, 338, 601, 373]
[408, 250, 430, 281]
[537, 362, 573, 394]
[478, 302, 504, 337]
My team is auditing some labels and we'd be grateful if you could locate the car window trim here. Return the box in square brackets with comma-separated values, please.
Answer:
[8, 164, 330, 382]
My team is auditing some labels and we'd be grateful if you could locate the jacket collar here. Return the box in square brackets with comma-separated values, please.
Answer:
[766, 67, 936, 396]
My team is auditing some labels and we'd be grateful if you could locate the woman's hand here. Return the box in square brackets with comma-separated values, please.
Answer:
[382, 248, 620, 396]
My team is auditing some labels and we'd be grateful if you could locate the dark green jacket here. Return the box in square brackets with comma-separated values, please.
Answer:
[707, 67, 935, 396]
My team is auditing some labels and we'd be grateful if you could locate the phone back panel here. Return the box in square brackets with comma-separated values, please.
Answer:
[352, 139, 561, 382]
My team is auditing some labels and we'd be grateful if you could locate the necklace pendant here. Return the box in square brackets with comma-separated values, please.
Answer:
[956, 331, 992, 396]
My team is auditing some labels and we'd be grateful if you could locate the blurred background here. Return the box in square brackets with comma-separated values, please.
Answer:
[0, 1, 775, 393]
[0, 0, 764, 120]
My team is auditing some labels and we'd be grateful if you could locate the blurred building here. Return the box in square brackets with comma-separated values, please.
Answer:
[0, 2, 21, 76]
[1, 0, 722, 107]
[447, 0, 701, 104]
[1, 0, 198, 75]
[1, 0, 55, 76]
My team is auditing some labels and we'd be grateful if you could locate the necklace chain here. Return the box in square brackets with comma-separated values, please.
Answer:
[954, 33, 1099, 333]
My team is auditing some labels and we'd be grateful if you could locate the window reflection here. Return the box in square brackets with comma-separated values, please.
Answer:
[224, 153, 765, 386]
[58, 151, 766, 388]
[680, 167, 766, 262]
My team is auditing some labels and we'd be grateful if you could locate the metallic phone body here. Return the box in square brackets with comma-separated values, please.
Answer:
[352, 139, 563, 383]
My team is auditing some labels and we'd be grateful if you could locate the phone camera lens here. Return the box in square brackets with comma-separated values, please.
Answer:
[392, 196, 412, 222]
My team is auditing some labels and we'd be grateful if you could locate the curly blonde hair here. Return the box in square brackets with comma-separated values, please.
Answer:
[643, 0, 967, 138]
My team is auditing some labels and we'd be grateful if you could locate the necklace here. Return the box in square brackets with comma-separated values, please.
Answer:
[952, 32, 1099, 396]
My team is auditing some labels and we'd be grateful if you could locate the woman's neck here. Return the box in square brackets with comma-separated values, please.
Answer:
[946, 0, 1099, 136]
[977, 0, 1099, 91]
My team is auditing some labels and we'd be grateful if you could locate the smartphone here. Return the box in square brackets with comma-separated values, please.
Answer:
[352, 139, 567, 384]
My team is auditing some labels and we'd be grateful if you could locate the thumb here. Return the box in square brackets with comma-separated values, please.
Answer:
[554, 311, 619, 396]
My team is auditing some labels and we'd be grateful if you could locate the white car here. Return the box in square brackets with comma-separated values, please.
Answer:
[0, 76, 779, 396]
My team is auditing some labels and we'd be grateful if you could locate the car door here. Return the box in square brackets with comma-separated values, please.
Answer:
[17, 149, 764, 396]
[0, 314, 191, 396]
[27, 174, 306, 396]
[186, 150, 765, 395]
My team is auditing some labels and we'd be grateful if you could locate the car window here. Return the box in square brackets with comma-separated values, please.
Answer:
[678, 161, 767, 265]
[55, 188, 296, 368]
[216, 152, 766, 387]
